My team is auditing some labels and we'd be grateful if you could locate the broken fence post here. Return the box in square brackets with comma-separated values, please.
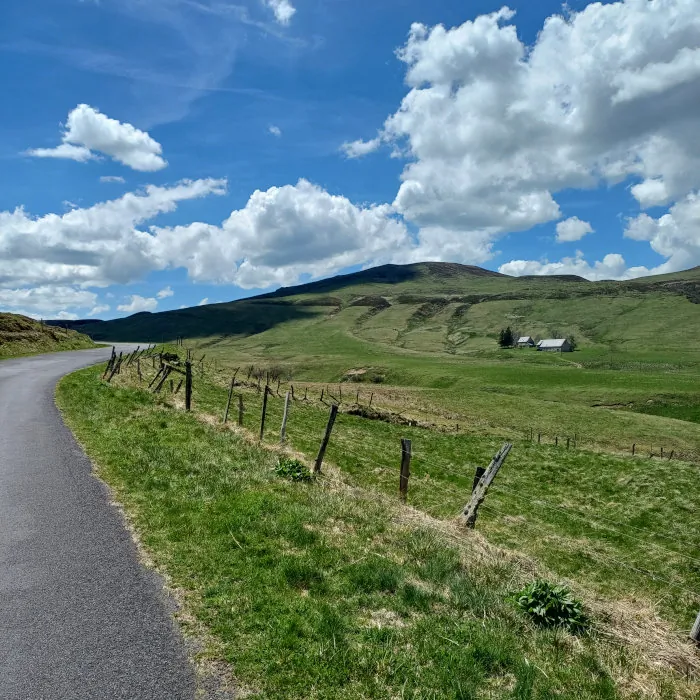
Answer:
[461, 443, 513, 529]
[399, 438, 411, 502]
[314, 404, 339, 474]
[280, 391, 291, 444]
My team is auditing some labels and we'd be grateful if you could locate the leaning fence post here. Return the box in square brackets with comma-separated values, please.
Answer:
[280, 391, 291, 444]
[399, 438, 411, 502]
[461, 443, 513, 529]
[223, 375, 235, 424]
[185, 361, 192, 411]
[691, 611, 700, 644]
[314, 404, 339, 473]
[260, 386, 269, 441]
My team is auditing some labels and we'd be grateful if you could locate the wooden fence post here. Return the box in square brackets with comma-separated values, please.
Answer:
[537, 433, 541, 444]
[238, 394, 244, 426]
[555, 436, 558, 447]
[369, 393, 373, 408]
[632, 443, 636, 455]
[399, 438, 411, 502]
[314, 404, 338, 473]
[223, 376, 236, 423]
[280, 391, 291, 444]
[137, 358, 142, 381]
[691, 611, 700, 644]
[185, 361, 192, 411]
[566, 437, 570, 450]
[461, 443, 513, 528]
[260, 387, 269, 441]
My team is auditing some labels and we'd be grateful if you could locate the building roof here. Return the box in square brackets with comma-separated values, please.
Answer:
[517, 336, 533, 343]
[539, 338, 569, 348]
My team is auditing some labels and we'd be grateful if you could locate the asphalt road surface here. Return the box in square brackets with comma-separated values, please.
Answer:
[0, 346, 196, 699]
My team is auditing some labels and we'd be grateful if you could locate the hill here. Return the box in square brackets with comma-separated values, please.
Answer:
[60, 261, 700, 352]
[0, 313, 97, 359]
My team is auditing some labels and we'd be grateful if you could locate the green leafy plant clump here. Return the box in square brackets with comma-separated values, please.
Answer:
[514, 580, 587, 632]
[275, 456, 314, 482]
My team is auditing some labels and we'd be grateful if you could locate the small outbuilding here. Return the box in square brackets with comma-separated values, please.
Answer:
[516, 336, 535, 348]
[537, 338, 572, 353]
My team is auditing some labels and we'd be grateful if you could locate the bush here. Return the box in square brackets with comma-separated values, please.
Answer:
[513, 580, 586, 631]
[275, 457, 314, 482]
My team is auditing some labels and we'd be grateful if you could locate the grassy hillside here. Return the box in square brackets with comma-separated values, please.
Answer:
[0, 313, 97, 359]
[57, 360, 700, 698]
[65, 262, 700, 351]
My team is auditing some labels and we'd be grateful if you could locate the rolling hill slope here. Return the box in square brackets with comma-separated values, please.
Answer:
[63, 262, 700, 353]
[0, 313, 97, 359]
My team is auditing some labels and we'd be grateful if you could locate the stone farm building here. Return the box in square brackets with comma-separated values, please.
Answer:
[517, 336, 535, 348]
[537, 339, 573, 352]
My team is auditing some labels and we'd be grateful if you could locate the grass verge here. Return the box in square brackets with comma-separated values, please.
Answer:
[57, 362, 700, 698]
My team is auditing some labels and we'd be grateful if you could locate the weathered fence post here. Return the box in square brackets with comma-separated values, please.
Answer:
[399, 438, 411, 502]
[185, 361, 192, 411]
[555, 436, 558, 447]
[369, 393, 373, 408]
[461, 443, 513, 529]
[314, 404, 339, 473]
[356, 389, 360, 404]
[137, 358, 142, 381]
[566, 437, 570, 450]
[223, 375, 236, 424]
[691, 611, 700, 644]
[538, 433, 541, 444]
[632, 443, 636, 455]
[260, 386, 269, 441]
[238, 394, 244, 427]
[280, 391, 291, 444]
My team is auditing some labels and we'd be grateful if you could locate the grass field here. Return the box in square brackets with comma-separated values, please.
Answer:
[55, 263, 700, 696]
[58, 361, 700, 699]
[0, 313, 96, 359]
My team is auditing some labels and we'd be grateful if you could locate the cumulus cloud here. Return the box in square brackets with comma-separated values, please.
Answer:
[0, 286, 98, 315]
[556, 217, 594, 243]
[117, 295, 158, 313]
[156, 286, 174, 299]
[499, 251, 651, 281]
[269, 125, 282, 137]
[26, 104, 167, 171]
[341, 137, 381, 159]
[151, 178, 411, 288]
[344, 0, 700, 269]
[263, 0, 295, 25]
[100, 175, 126, 184]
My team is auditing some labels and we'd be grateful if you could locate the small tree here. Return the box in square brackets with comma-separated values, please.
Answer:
[498, 327, 514, 348]
[568, 335, 577, 351]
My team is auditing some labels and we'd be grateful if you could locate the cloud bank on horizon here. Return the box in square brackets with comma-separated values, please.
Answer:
[2, 0, 700, 319]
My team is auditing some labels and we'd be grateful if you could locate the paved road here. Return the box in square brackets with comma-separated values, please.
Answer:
[0, 346, 196, 699]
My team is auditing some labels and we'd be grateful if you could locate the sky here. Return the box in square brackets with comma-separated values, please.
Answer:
[1, 0, 700, 320]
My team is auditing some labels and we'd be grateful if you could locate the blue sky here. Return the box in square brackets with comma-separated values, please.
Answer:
[1, 0, 699, 319]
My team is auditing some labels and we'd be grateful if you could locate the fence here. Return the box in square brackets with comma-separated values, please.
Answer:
[101, 343, 700, 644]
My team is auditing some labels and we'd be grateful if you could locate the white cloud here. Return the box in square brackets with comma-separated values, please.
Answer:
[151, 178, 411, 289]
[624, 192, 700, 275]
[26, 104, 167, 171]
[499, 251, 651, 281]
[0, 178, 227, 289]
[26, 143, 96, 163]
[197, 297, 209, 306]
[156, 286, 174, 299]
[341, 137, 381, 159]
[88, 304, 110, 317]
[100, 175, 126, 184]
[0, 286, 98, 315]
[264, 0, 295, 25]
[556, 217, 594, 243]
[269, 125, 282, 137]
[345, 0, 700, 267]
[117, 295, 158, 313]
